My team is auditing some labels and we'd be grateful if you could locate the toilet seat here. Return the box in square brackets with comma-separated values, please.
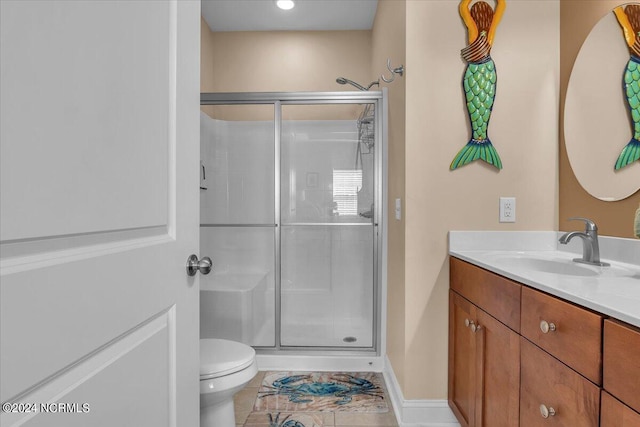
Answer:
[200, 338, 256, 380]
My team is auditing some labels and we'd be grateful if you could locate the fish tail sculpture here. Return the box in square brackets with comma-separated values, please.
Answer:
[614, 5, 640, 170]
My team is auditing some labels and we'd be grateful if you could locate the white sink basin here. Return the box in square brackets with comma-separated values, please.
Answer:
[497, 256, 598, 276]
[488, 254, 635, 278]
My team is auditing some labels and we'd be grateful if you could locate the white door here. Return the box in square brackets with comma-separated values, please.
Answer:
[0, 1, 200, 426]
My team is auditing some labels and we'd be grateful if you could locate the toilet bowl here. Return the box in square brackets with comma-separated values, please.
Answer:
[200, 338, 257, 427]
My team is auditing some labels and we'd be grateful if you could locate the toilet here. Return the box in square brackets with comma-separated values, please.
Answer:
[200, 338, 258, 427]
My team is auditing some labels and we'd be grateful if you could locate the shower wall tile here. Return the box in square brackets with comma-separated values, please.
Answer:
[200, 115, 274, 224]
[200, 227, 274, 275]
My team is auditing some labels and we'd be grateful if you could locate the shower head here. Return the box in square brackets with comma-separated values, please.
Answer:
[336, 77, 379, 91]
[336, 77, 365, 90]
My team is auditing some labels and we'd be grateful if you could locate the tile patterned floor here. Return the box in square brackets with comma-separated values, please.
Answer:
[234, 371, 399, 427]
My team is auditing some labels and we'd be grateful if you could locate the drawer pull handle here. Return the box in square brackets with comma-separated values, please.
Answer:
[539, 404, 556, 418]
[540, 320, 556, 334]
[464, 318, 481, 332]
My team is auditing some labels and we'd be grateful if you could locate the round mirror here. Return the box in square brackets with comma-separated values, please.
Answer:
[565, 5, 640, 201]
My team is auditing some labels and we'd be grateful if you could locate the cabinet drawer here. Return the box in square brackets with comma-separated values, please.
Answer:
[604, 320, 640, 413]
[450, 257, 521, 332]
[521, 286, 602, 384]
[601, 391, 640, 427]
[520, 338, 600, 426]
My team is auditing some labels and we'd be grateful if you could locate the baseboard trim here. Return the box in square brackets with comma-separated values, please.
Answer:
[383, 356, 461, 427]
[255, 354, 385, 373]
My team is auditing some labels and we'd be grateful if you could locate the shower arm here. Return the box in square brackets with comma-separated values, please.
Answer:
[364, 80, 380, 90]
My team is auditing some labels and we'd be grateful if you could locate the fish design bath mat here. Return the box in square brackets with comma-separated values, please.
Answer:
[243, 411, 326, 427]
[254, 371, 388, 413]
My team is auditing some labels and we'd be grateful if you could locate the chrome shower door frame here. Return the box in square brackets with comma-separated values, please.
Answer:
[200, 91, 386, 356]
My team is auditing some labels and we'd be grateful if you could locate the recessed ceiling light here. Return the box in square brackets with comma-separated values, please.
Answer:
[276, 0, 295, 10]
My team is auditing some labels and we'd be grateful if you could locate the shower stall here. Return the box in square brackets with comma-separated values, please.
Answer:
[199, 91, 385, 353]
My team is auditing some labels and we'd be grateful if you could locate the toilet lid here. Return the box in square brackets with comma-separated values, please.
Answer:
[200, 339, 255, 380]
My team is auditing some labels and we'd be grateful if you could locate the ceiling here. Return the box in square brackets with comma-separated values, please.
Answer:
[201, 0, 379, 32]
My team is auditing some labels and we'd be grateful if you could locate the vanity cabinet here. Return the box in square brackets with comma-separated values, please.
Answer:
[449, 257, 640, 427]
[449, 258, 521, 427]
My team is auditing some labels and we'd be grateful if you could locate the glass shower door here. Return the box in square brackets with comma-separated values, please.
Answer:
[280, 103, 376, 348]
[199, 105, 276, 347]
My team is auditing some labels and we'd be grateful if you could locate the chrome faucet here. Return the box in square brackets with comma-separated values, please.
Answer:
[558, 217, 609, 267]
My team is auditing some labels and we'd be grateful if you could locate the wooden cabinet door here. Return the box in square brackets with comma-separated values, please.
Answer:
[601, 391, 640, 427]
[449, 290, 519, 427]
[604, 320, 640, 413]
[476, 308, 520, 427]
[449, 291, 478, 427]
[520, 338, 600, 426]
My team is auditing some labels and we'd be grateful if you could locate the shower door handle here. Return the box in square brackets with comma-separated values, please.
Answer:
[186, 254, 213, 276]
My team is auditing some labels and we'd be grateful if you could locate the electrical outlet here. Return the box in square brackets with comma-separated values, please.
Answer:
[499, 197, 516, 223]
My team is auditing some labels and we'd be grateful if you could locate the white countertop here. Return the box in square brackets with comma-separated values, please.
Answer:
[449, 231, 640, 328]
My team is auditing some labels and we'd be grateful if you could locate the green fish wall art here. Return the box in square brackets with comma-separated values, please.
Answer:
[451, 0, 506, 171]
[614, 3, 640, 170]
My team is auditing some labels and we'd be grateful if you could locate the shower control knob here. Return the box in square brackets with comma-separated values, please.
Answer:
[186, 254, 213, 276]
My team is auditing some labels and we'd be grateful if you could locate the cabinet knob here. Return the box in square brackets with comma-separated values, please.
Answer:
[539, 320, 556, 334]
[539, 404, 556, 418]
[464, 318, 481, 332]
